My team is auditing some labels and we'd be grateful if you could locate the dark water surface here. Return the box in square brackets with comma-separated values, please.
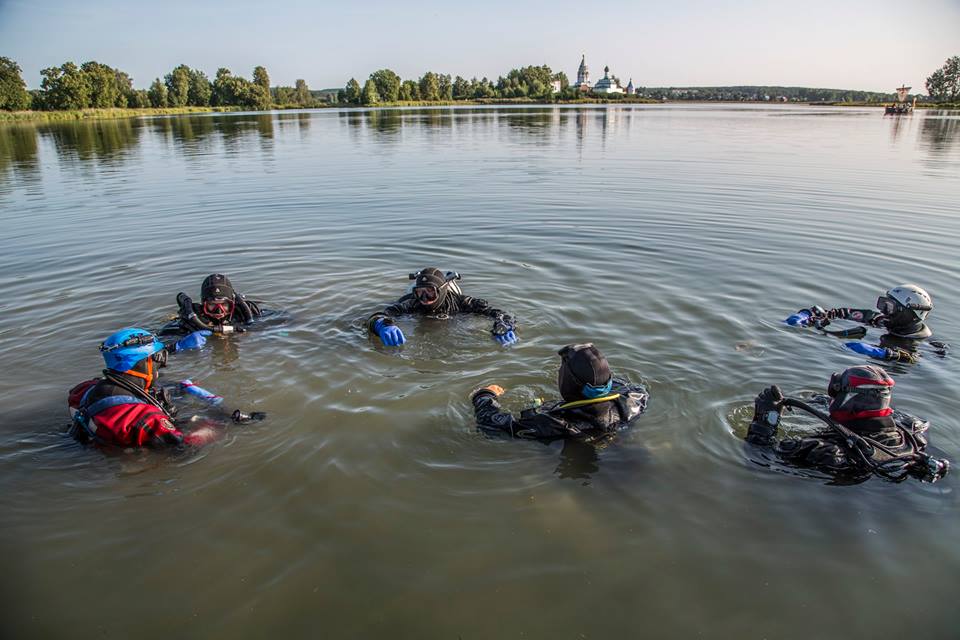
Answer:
[1, 105, 959, 639]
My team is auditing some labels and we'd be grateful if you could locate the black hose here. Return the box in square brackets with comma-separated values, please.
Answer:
[780, 397, 920, 480]
[233, 294, 254, 324]
[177, 293, 216, 332]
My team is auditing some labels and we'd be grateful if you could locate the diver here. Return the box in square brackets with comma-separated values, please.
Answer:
[162, 273, 263, 336]
[471, 343, 648, 440]
[788, 284, 947, 362]
[368, 267, 518, 347]
[746, 364, 949, 483]
[67, 328, 263, 449]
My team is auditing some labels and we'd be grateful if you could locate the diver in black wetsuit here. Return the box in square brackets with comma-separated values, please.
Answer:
[367, 267, 518, 346]
[161, 274, 263, 337]
[471, 343, 648, 441]
[798, 284, 947, 362]
[746, 365, 949, 483]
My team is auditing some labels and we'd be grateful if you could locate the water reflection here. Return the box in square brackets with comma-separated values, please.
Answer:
[555, 438, 601, 481]
[42, 118, 142, 165]
[0, 124, 39, 186]
[919, 111, 960, 155]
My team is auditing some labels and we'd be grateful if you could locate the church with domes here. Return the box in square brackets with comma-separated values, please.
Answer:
[574, 54, 628, 95]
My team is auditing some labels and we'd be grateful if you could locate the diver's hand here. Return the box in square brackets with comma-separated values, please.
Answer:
[747, 385, 784, 445]
[174, 330, 211, 352]
[374, 319, 405, 347]
[887, 348, 917, 364]
[492, 319, 518, 346]
[752, 385, 785, 426]
[471, 384, 505, 402]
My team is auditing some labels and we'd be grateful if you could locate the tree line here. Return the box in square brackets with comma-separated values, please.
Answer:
[0, 57, 317, 111]
[339, 66, 570, 105]
[2, 54, 958, 112]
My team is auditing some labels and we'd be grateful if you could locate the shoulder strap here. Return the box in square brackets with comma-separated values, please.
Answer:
[84, 395, 150, 417]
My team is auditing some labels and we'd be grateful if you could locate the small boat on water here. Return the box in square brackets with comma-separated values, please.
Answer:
[884, 85, 915, 115]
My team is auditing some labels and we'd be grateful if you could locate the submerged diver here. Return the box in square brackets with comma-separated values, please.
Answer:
[163, 273, 263, 336]
[789, 284, 946, 362]
[368, 267, 518, 347]
[68, 328, 262, 449]
[471, 343, 648, 440]
[746, 365, 949, 483]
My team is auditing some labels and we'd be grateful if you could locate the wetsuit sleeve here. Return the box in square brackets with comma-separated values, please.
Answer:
[828, 308, 886, 327]
[472, 391, 567, 439]
[367, 296, 419, 332]
[456, 294, 516, 326]
[132, 411, 186, 448]
[774, 436, 850, 472]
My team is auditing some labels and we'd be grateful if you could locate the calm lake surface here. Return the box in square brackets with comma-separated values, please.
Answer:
[1, 104, 958, 639]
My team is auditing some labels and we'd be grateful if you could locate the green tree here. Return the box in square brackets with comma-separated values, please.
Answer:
[148, 78, 168, 107]
[344, 78, 361, 104]
[294, 79, 311, 106]
[369, 69, 401, 103]
[212, 68, 234, 106]
[188, 68, 212, 106]
[130, 89, 150, 108]
[165, 64, 191, 107]
[419, 71, 440, 101]
[40, 62, 92, 110]
[0, 56, 31, 110]
[926, 56, 960, 102]
[273, 86, 295, 104]
[252, 66, 271, 109]
[438, 74, 453, 100]
[80, 61, 122, 108]
[452, 75, 470, 100]
[399, 80, 419, 101]
[361, 78, 380, 105]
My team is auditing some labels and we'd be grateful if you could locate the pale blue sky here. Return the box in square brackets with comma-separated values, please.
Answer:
[1, 0, 957, 91]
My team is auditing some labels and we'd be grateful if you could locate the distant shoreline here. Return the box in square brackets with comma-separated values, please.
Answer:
[2, 100, 956, 124]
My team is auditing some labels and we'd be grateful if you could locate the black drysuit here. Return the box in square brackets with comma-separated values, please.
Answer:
[472, 379, 648, 441]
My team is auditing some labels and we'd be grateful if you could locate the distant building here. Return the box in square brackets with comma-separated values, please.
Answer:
[592, 66, 624, 95]
[575, 54, 591, 92]
[551, 78, 562, 93]
[626, 78, 635, 95]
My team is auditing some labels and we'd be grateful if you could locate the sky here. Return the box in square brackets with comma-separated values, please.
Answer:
[1, 0, 958, 92]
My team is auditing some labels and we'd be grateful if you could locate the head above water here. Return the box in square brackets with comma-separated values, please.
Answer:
[99, 327, 166, 389]
[558, 343, 613, 402]
[411, 267, 448, 307]
[876, 284, 932, 335]
[827, 364, 894, 429]
[201, 273, 236, 320]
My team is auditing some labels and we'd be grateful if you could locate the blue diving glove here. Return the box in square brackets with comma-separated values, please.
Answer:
[374, 318, 405, 347]
[492, 319, 518, 346]
[785, 306, 826, 327]
[844, 341, 888, 359]
[174, 330, 211, 352]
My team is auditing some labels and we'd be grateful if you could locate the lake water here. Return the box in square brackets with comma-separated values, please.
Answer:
[1, 104, 958, 639]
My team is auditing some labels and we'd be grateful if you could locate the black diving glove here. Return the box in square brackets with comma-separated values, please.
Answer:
[232, 410, 267, 424]
[747, 385, 785, 446]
